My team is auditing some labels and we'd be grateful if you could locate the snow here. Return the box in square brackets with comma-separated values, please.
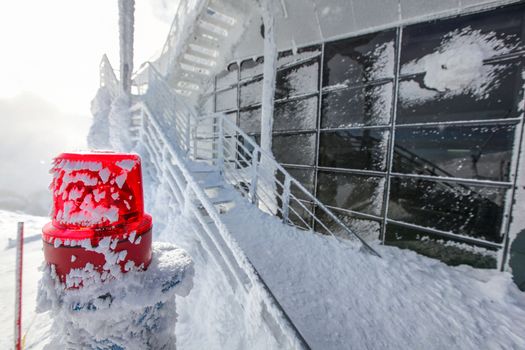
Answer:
[400, 27, 517, 106]
[219, 190, 525, 349]
[37, 242, 192, 349]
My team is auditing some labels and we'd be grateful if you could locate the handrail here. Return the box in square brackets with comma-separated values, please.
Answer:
[136, 101, 311, 349]
[193, 113, 382, 258]
[139, 60, 380, 257]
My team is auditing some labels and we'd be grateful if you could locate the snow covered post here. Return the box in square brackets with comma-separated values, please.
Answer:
[14, 222, 23, 350]
[259, 0, 278, 156]
[118, 0, 134, 96]
[256, 0, 280, 214]
[37, 152, 193, 349]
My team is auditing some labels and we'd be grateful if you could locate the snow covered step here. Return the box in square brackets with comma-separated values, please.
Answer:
[197, 20, 228, 37]
[188, 43, 219, 58]
[183, 53, 217, 68]
[179, 62, 211, 76]
[204, 7, 236, 27]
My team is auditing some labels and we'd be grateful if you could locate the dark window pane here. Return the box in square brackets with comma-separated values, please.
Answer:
[385, 223, 497, 269]
[287, 200, 314, 230]
[286, 167, 315, 200]
[239, 108, 261, 134]
[323, 30, 396, 87]
[240, 57, 264, 80]
[321, 83, 392, 128]
[397, 61, 523, 123]
[388, 177, 506, 243]
[276, 167, 315, 202]
[240, 78, 262, 107]
[315, 207, 381, 242]
[393, 124, 515, 182]
[274, 97, 318, 132]
[316, 171, 384, 216]
[275, 58, 319, 99]
[216, 62, 238, 90]
[273, 133, 316, 166]
[319, 129, 389, 171]
[215, 88, 237, 112]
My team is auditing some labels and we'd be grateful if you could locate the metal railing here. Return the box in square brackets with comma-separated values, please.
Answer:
[135, 62, 380, 257]
[135, 98, 310, 350]
[192, 113, 381, 257]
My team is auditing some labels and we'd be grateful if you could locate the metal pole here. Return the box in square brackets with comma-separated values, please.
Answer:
[14, 222, 24, 350]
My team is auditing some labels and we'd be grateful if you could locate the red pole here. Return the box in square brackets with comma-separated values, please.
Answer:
[14, 222, 23, 350]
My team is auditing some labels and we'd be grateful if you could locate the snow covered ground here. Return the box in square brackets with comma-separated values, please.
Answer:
[2, 167, 525, 349]
[220, 189, 525, 349]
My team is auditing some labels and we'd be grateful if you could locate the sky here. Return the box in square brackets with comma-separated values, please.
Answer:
[0, 0, 177, 215]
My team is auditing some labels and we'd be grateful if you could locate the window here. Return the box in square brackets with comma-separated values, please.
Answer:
[213, 2, 525, 269]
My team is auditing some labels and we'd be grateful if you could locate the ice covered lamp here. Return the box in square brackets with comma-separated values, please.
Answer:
[38, 151, 193, 349]
[42, 151, 152, 285]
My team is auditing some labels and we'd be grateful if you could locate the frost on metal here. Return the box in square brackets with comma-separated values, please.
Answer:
[50, 158, 136, 227]
[37, 242, 193, 349]
[400, 27, 519, 106]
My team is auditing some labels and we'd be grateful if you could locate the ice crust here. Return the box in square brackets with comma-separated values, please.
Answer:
[37, 242, 193, 350]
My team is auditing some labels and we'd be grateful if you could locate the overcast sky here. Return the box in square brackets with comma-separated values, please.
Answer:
[0, 0, 176, 215]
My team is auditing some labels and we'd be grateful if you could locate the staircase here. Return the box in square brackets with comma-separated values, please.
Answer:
[102, 55, 381, 349]
[135, 0, 252, 99]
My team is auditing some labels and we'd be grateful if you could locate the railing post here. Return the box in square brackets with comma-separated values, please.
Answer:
[191, 123, 198, 160]
[282, 176, 291, 224]
[249, 148, 260, 203]
[217, 115, 225, 174]
[185, 112, 191, 155]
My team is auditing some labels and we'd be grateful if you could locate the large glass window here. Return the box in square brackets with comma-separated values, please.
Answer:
[212, 2, 525, 269]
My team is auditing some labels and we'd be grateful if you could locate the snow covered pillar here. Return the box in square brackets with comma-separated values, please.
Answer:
[259, 0, 278, 155]
[118, 0, 134, 96]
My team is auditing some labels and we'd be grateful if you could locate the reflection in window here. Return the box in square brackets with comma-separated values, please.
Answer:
[385, 223, 498, 268]
[287, 200, 315, 230]
[274, 97, 318, 132]
[276, 167, 315, 201]
[239, 108, 261, 134]
[388, 177, 506, 243]
[240, 78, 263, 107]
[240, 57, 264, 80]
[315, 208, 381, 242]
[275, 59, 319, 99]
[287, 168, 315, 199]
[323, 30, 396, 87]
[316, 171, 384, 216]
[273, 133, 316, 166]
[319, 129, 389, 171]
[321, 83, 392, 128]
[393, 124, 515, 181]
[215, 88, 237, 112]
[216, 62, 238, 90]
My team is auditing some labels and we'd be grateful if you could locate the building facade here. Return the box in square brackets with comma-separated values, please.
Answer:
[149, 0, 525, 289]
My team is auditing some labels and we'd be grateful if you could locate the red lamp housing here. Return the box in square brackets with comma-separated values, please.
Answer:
[42, 151, 152, 286]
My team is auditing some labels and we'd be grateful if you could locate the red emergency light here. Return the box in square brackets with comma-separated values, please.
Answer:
[42, 151, 152, 286]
